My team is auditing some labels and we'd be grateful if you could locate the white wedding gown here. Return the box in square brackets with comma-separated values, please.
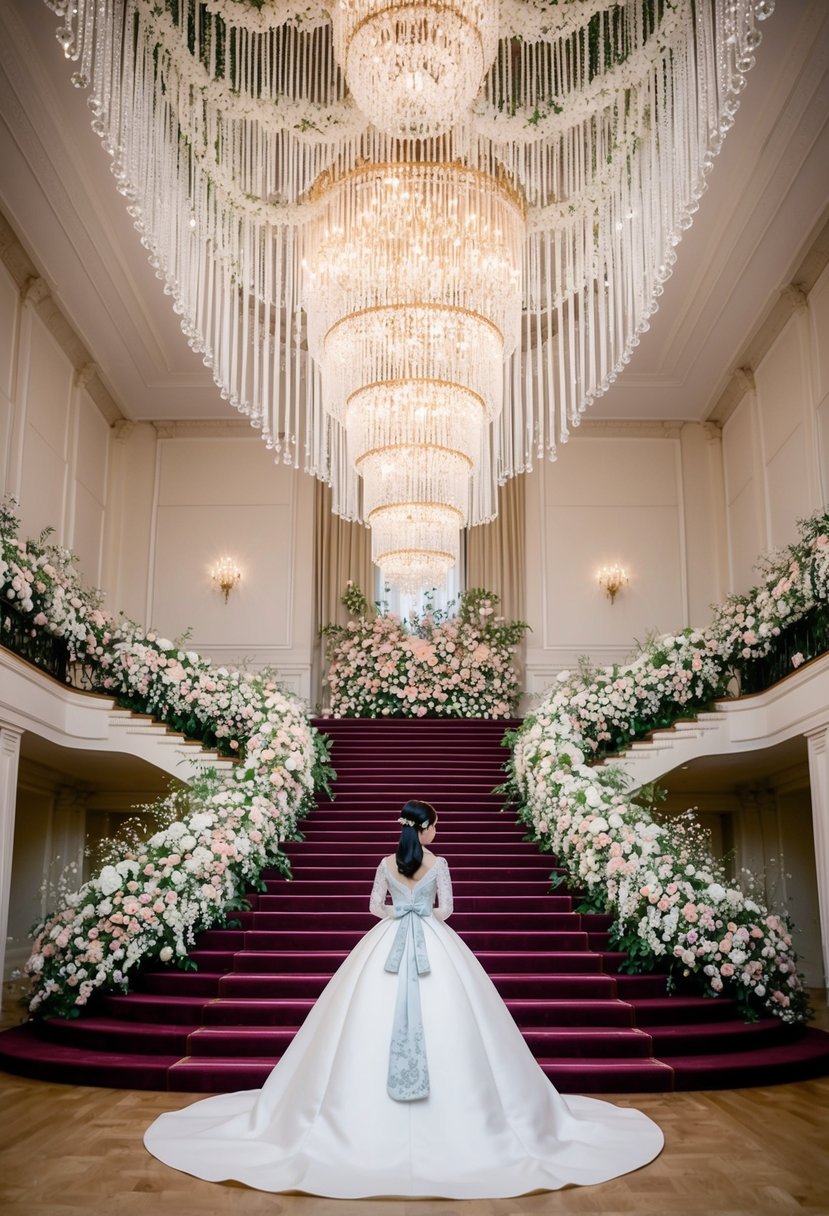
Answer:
[144, 856, 663, 1198]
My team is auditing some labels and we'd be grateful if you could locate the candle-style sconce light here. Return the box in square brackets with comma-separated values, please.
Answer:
[210, 555, 242, 603]
[597, 564, 629, 605]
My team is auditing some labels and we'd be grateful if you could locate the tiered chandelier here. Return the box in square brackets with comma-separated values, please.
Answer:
[304, 158, 525, 586]
[44, 0, 774, 590]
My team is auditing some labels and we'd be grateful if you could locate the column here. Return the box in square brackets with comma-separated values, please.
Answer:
[0, 723, 23, 1010]
[807, 726, 829, 995]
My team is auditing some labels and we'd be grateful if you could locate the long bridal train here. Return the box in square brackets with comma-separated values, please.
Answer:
[144, 857, 663, 1199]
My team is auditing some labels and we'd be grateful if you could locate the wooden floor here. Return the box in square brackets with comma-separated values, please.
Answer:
[2, 996, 828, 1215]
[0, 1073, 827, 1215]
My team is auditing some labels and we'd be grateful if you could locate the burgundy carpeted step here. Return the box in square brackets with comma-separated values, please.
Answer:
[505, 997, 634, 1026]
[42, 1016, 190, 1054]
[223, 930, 591, 955]
[264, 875, 568, 894]
[102, 993, 216, 1024]
[612, 974, 670, 999]
[536, 1058, 674, 1094]
[665, 1029, 829, 1089]
[285, 860, 557, 875]
[282, 842, 542, 855]
[184, 1024, 653, 1062]
[645, 1017, 797, 1054]
[249, 895, 574, 913]
[133, 970, 225, 997]
[203, 999, 319, 1027]
[0, 1025, 178, 1089]
[628, 996, 741, 1025]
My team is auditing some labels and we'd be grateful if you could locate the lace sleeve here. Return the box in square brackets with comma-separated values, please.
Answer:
[369, 860, 393, 919]
[433, 856, 454, 922]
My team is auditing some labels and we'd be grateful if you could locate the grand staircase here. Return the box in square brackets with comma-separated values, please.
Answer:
[2, 717, 828, 1092]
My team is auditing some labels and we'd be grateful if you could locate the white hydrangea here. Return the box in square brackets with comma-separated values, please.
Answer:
[99, 866, 122, 896]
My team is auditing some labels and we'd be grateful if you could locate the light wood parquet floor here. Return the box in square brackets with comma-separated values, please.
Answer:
[2, 1073, 828, 1215]
[1, 996, 828, 1216]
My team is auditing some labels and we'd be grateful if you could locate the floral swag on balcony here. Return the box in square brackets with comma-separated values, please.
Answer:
[0, 500, 333, 1019]
[323, 584, 529, 719]
[506, 509, 829, 1027]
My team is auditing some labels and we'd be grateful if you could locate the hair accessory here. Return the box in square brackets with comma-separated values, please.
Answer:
[398, 817, 418, 828]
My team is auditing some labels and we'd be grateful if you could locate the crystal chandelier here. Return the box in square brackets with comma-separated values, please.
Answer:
[331, 0, 499, 138]
[303, 159, 525, 586]
[44, 0, 775, 590]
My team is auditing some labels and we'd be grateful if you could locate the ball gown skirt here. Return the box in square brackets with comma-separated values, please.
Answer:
[144, 857, 663, 1198]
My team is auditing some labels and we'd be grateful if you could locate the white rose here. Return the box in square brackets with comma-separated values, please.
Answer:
[584, 786, 603, 809]
[179, 834, 197, 852]
[159, 946, 173, 963]
[707, 883, 726, 903]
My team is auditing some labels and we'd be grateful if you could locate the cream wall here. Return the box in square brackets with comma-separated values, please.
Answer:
[143, 430, 316, 700]
[524, 423, 725, 699]
[722, 269, 829, 593]
[80, 421, 317, 702]
[0, 263, 111, 586]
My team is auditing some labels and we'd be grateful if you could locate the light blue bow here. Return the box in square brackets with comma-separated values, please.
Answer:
[384, 889, 432, 1101]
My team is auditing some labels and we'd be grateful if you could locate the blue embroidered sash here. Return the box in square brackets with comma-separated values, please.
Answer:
[384, 887, 432, 1101]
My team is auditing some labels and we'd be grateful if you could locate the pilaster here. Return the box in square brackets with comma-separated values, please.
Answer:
[0, 723, 23, 1007]
[806, 726, 829, 993]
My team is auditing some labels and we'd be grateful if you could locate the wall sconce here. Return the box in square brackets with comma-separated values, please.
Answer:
[597, 564, 629, 605]
[210, 556, 242, 603]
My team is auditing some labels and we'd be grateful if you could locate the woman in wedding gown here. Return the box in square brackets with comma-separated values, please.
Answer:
[144, 800, 663, 1198]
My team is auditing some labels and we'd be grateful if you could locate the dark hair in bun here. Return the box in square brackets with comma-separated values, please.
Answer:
[395, 800, 438, 878]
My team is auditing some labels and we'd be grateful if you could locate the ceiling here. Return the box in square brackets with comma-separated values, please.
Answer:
[0, 0, 827, 427]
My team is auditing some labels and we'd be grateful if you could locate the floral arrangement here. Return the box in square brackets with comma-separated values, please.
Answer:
[323, 584, 528, 719]
[0, 500, 332, 1018]
[506, 510, 829, 1025]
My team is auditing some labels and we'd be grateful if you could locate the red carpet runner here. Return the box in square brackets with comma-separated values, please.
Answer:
[2, 718, 828, 1091]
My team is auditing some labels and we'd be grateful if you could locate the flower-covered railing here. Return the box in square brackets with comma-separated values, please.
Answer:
[0, 501, 333, 1019]
[1, 598, 69, 683]
[322, 584, 529, 719]
[506, 510, 829, 1026]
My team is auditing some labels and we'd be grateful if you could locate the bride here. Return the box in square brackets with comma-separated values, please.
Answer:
[144, 800, 663, 1198]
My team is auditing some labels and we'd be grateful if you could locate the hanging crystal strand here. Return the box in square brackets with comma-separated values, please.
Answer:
[292, 234, 305, 469]
[268, 230, 283, 453]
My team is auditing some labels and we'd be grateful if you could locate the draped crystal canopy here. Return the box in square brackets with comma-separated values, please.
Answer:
[45, 0, 774, 589]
